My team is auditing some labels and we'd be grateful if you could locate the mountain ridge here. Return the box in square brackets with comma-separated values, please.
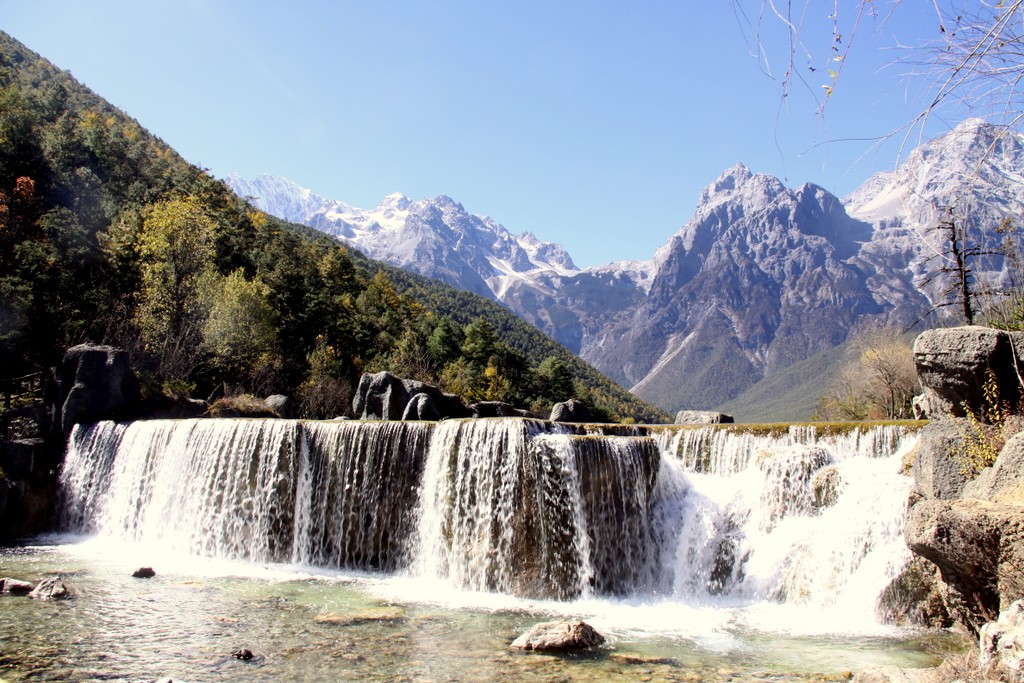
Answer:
[228, 120, 1024, 419]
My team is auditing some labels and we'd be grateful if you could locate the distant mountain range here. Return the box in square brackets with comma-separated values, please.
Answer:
[228, 119, 1024, 417]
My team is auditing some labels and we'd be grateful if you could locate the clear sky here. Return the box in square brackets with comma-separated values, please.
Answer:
[2, 1, 969, 267]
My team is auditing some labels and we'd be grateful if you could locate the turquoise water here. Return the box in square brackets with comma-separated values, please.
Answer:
[0, 538, 954, 683]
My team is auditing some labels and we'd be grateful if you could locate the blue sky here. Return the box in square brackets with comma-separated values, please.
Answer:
[2, 1, 966, 267]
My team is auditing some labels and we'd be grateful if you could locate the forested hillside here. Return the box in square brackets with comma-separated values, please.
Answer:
[0, 32, 666, 423]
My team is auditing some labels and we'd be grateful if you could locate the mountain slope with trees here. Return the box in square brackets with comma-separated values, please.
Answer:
[0, 31, 666, 424]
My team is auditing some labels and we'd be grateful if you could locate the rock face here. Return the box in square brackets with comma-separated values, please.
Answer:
[674, 410, 733, 424]
[510, 620, 606, 652]
[905, 497, 1024, 634]
[549, 399, 592, 423]
[50, 344, 140, 437]
[913, 326, 1024, 419]
[903, 325, 1024, 635]
[352, 371, 471, 421]
[911, 419, 974, 501]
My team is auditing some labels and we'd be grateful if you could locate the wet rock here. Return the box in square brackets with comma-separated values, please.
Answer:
[0, 577, 34, 594]
[852, 666, 940, 683]
[674, 410, 734, 424]
[314, 607, 407, 626]
[232, 648, 255, 660]
[510, 619, 605, 652]
[549, 399, 593, 423]
[811, 465, 843, 509]
[875, 556, 951, 628]
[980, 600, 1024, 682]
[132, 567, 156, 578]
[28, 576, 69, 600]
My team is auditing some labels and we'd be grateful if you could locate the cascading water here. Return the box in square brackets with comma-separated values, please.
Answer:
[59, 417, 920, 626]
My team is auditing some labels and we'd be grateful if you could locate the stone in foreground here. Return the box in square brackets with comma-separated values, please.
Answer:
[510, 620, 605, 652]
[28, 576, 69, 600]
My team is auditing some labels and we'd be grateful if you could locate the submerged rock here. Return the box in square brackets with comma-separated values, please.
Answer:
[0, 577, 34, 594]
[510, 620, 605, 652]
[314, 607, 406, 626]
[28, 576, 69, 600]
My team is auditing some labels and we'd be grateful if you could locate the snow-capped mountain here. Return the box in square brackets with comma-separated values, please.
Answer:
[580, 164, 883, 410]
[228, 119, 1024, 416]
[226, 173, 650, 350]
[845, 118, 1024, 320]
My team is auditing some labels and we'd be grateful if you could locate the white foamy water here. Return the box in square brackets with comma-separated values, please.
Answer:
[57, 418, 922, 644]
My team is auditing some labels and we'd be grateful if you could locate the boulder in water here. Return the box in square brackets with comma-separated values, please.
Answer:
[28, 576, 69, 600]
[0, 577, 34, 595]
[549, 400, 592, 423]
[132, 567, 156, 579]
[510, 619, 605, 652]
[811, 465, 843, 509]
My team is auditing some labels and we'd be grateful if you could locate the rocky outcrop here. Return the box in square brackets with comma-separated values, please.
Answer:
[905, 498, 1024, 633]
[264, 394, 294, 418]
[903, 326, 1024, 636]
[549, 399, 592, 423]
[353, 371, 470, 421]
[510, 620, 605, 652]
[675, 410, 733, 424]
[49, 344, 140, 438]
[911, 419, 973, 500]
[913, 326, 1024, 419]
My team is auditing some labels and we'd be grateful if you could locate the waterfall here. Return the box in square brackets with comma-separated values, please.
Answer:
[61, 418, 432, 569]
[60, 417, 919, 619]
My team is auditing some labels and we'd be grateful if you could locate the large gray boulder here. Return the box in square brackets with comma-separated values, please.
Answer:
[911, 420, 974, 500]
[913, 326, 1024, 419]
[50, 344, 140, 437]
[353, 372, 410, 420]
[510, 620, 605, 652]
[549, 399, 592, 423]
[353, 372, 470, 421]
[401, 393, 442, 421]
